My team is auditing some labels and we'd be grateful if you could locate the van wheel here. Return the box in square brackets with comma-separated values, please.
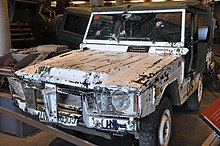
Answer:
[139, 97, 172, 146]
[186, 76, 203, 111]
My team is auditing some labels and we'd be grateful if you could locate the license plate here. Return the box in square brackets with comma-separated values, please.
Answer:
[38, 111, 78, 126]
[57, 114, 78, 126]
[38, 111, 48, 122]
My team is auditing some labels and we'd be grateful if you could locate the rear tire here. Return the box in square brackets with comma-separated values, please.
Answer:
[186, 76, 203, 111]
[139, 96, 172, 146]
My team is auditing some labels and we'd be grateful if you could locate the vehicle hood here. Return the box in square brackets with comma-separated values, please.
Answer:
[16, 50, 178, 89]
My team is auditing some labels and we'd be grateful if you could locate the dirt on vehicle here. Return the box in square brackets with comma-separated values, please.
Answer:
[9, 1, 216, 146]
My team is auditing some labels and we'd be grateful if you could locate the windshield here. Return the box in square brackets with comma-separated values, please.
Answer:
[86, 12, 182, 43]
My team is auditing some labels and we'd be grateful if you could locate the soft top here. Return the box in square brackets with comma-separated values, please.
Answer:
[92, 1, 208, 12]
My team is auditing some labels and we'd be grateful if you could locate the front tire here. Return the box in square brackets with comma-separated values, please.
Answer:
[139, 96, 172, 146]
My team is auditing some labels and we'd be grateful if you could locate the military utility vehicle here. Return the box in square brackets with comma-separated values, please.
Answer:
[50, 7, 91, 48]
[9, 1, 215, 145]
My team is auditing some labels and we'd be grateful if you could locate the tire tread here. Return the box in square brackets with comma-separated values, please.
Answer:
[139, 97, 172, 146]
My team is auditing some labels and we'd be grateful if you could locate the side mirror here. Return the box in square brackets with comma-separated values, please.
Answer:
[197, 26, 209, 42]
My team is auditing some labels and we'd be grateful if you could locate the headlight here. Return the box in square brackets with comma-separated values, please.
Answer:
[112, 91, 130, 111]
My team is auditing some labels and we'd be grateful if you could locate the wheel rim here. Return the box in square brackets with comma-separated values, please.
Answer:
[197, 78, 203, 102]
[158, 109, 171, 146]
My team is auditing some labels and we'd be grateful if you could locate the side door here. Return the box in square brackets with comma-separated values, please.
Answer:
[184, 10, 209, 76]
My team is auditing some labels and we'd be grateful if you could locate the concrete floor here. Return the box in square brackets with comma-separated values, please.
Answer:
[0, 82, 218, 146]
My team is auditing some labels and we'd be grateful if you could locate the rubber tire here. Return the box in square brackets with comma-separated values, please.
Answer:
[139, 97, 172, 146]
[3, 57, 17, 67]
[50, 14, 64, 40]
[186, 76, 203, 111]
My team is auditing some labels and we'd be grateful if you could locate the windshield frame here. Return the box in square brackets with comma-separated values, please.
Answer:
[83, 9, 186, 47]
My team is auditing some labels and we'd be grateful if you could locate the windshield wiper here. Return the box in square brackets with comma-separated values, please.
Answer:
[107, 34, 119, 43]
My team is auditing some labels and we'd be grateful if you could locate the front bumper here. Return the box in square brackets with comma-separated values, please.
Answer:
[9, 78, 139, 135]
[14, 98, 138, 133]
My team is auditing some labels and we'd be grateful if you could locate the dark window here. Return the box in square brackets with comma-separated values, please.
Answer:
[64, 15, 89, 35]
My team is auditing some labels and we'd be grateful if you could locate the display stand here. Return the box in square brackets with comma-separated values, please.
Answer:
[0, 93, 38, 137]
[200, 98, 220, 146]
[200, 98, 220, 135]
